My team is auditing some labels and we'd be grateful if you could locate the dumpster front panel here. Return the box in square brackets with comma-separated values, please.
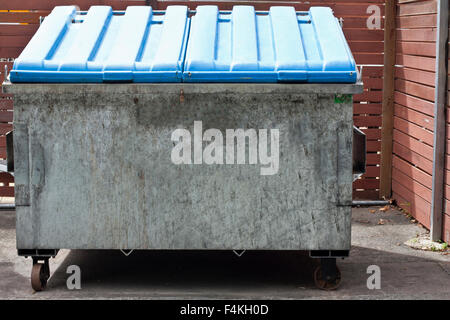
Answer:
[12, 85, 353, 251]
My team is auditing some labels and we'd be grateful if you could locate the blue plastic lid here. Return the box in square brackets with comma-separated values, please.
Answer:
[10, 5, 357, 83]
[10, 5, 190, 83]
[184, 6, 357, 83]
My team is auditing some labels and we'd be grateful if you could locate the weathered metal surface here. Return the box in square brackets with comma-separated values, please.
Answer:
[352, 126, 366, 181]
[5, 83, 362, 250]
[6, 131, 14, 172]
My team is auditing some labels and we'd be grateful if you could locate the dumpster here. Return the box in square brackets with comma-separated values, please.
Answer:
[4, 5, 364, 291]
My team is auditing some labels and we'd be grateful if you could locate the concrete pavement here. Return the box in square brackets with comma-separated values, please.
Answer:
[0, 206, 449, 299]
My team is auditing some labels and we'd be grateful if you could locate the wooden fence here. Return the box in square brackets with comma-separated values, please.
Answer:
[0, 0, 385, 200]
[391, 0, 450, 242]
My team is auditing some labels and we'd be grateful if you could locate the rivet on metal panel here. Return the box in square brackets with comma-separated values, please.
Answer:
[180, 89, 185, 103]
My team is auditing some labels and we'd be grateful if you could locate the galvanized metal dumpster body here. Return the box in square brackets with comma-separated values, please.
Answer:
[6, 82, 362, 250]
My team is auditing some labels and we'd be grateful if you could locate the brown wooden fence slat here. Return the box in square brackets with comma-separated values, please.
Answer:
[394, 116, 434, 146]
[397, 0, 437, 17]
[395, 67, 435, 86]
[0, 12, 47, 23]
[394, 103, 434, 131]
[0, 25, 39, 36]
[396, 41, 436, 57]
[396, 13, 437, 28]
[396, 28, 437, 42]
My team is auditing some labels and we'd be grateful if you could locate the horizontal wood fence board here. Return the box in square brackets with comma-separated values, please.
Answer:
[395, 79, 435, 102]
[0, 147, 7, 159]
[395, 67, 436, 86]
[0, 111, 13, 123]
[367, 140, 382, 151]
[360, 128, 381, 139]
[341, 16, 385, 29]
[354, 115, 382, 127]
[393, 167, 432, 202]
[393, 155, 433, 188]
[354, 103, 382, 114]
[345, 29, 384, 41]
[0, 35, 33, 48]
[362, 165, 381, 177]
[366, 153, 381, 165]
[0, 93, 13, 99]
[394, 129, 434, 160]
[396, 28, 437, 42]
[396, 54, 436, 72]
[360, 78, 383, 89]
[0, 124, 12, 135]
[394, 91, 435, 116]
[396, 13, 437, 28]
[359, 66, 384, 77]
[353, 190, 380, 199]
[0, 172, 14, 183]
[394, 116, 434, 146]
[0, 47, 23, 58]
[354, 53, 384, 64]
[0, 139, 5, 153]
[396, 41, 436, 57]
[397, 0, 437, 17]
[0, 186, 14, 197]
[0, 24, 39, 36]
[0, 99, 13, 110]
[353, 178, 380, 189]
[0, 11, 46, 23]
[349, 41, 384, 53]
[354, 91, 383, 102]
[393, 141, 433, 174]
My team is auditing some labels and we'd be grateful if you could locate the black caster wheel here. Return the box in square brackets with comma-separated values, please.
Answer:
[313, 258, 341, 290]
[31, 261, 50, 291]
